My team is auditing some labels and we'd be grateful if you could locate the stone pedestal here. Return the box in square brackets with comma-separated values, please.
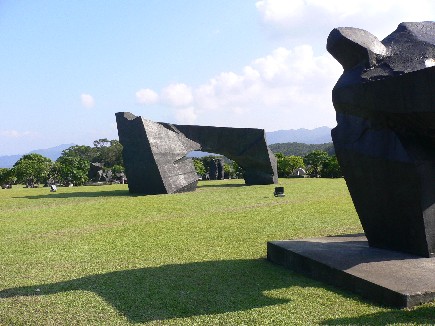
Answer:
[267, 234, 435, 308]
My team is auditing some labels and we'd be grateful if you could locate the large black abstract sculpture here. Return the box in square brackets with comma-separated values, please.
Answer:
[116, 112, 277, 195]
[115, 112, 201, 195]
[327, 22, 435, 257]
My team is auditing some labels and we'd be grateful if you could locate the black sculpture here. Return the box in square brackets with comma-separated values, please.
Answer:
[115, 112, 278, 195]
[327, 22, 435, 257]
[209, 158, 224, 180]
[88, 162, 104, 181]
[115, 112, 201, 195]
[163, 123, 278, 185]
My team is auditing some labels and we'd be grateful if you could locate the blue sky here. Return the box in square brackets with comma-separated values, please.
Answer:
[0, 1, 433, 155]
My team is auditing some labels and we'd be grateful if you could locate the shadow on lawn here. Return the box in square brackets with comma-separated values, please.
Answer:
[15, 189, 133, 199]
[1, 259, 433, 324]
[0, 259, 294, 323]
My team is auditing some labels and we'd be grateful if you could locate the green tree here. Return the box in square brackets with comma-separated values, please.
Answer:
[275, 153, 305, 177]
[55, 155, 90, 186]
[13, 153, 53, 187]
[275, 153, 287, 177]
[61, 140, 123, 169]
[275, 153, 285, 160]
[223, 163, 234, 179]
[231, 161, 244, 179]
[0, 168, 16, 185]
[111, 165, 125, 175]
[192, 158, 206, 176]
[320, 155, 342, 178]
[93, 139, 123, 167]
[304, 150, 329, 177]
[61, 145, 96, 162]
[58, 141, 124, 183]
[287, 155, 305, 175]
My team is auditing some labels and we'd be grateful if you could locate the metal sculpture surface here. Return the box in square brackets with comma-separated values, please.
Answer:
[116, 112, 278, 195]
[327, 22, 435, 257]
[115, 112, 200, 195]
[164, 123, 278, 185]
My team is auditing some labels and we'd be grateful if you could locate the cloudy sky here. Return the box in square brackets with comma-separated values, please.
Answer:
[0, 1, 433, 155]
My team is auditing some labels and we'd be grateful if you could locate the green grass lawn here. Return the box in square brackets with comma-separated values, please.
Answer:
[0, 179, 433, 325]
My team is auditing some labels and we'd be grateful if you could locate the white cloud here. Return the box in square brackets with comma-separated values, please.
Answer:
[0, 130, 34, 138]
[135, 88, 159, 105]
[138, 43, 342, 130]
[175, 107, 198, 124]
[80, 93, 95, 109]
[166, 44, 342, 130]
[161, 83, 193, 107]
[256, 0, 435, 41]
[126, 42, 343, 130]
[132, 44, 343, 130]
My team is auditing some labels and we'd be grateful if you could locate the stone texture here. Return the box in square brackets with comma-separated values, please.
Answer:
[267, 234, 435, 308]
[116, 112, 277, 194]
[327, 22, 435, 257]
[115, 112, 200, 195]
[165, 123, 278, 185]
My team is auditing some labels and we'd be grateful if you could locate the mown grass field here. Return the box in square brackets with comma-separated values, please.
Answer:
[0, 178, 433, 325]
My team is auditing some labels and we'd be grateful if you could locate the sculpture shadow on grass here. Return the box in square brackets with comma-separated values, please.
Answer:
[0, 259, 295, 323]
[2, 258, 433, 323]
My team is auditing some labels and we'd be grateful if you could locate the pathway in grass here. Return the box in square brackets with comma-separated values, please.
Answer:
[0, 179, 433, 325]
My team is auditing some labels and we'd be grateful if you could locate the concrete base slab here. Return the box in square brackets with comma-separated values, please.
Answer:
[267, 234, 435, 308]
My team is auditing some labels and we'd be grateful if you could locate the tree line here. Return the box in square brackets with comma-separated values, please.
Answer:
[0, 139, 123, 187]
[275, 150, 341, 178]
[0, 141, 342, 188]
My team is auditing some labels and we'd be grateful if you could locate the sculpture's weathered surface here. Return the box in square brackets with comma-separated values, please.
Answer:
[115, 112, 200, 195]
[164, 124, 278, 185]
[116, 112, 278, 195]
[327, 22, 435, 257]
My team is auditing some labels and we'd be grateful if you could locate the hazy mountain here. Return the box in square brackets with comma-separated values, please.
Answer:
[0, 143, 75, 168]
[266, 126, 332, 145]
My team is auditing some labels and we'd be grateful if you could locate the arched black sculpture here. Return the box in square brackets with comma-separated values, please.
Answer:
[162, 123, 278, 185]
[115, 112, 201, 195]
[327, 21, 435, 257]
[115, 112, 277, 195]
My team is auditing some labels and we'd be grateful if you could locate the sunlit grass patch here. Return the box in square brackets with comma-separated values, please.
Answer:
[0, 179, 433, 325]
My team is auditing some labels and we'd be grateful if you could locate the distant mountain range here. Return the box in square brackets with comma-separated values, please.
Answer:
[266, 126, 332, 145]
[0, 127, 333, 168]
[0, 143, 75, 168]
